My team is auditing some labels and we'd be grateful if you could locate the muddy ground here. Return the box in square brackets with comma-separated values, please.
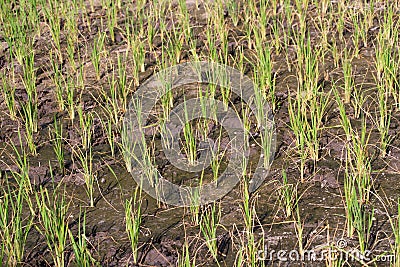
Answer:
[1, 0, 400, 266]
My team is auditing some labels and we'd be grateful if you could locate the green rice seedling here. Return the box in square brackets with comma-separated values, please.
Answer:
[117, 52, 131, 113]
[66, 73, 76, 121]
[100, 115, 116, 157]
[200, 202, 220, 264]
[74, 145, 95, 207]
[68, 211, 97, 267]
[35, 186, 70, 267]
[177, 0, 192, 43]
[253, 39, 276, 112]
[127, 35, 145, 86]
[51, 116, 65, 173]
[343, 170, 374, 253]
[376, 82, 392, 157]
[1, 71, 17, 120]
[50, 52, 65, 111]
[10, 130, 32, 193]
[125, 187, 142, 264]
[342, 48, 354, 104]
[351, 85, 366, 120]
[178, 240, 195, 267]
[77, 105, 93, 151]
[226, 0, 241, 27]
[288, 93, 308, 182]
[42, 0, 62, 60]
[279, 169, 296, 218]
[294, 202, 304, 255]
[0, 182, 33, 266]
[182, 101, 198, 166]
[375, 27, 400, 110]
[20, 51, 38, 155]
[106, 0, 118, 42]
[91, 32, 106, 80]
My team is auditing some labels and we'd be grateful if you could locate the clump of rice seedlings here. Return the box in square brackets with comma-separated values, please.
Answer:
[236, 166, 265, 267]
[51, 116, 65, 173]
[10, 130, 32, 193]
[100, 115, 116, 157]
[50, 52, 65, 111]
[68, 211, 97, 267]
[200, 202, 220, 264]
[342, 48, 354, 104]
[125, 187, 142, 264]
[294, 201, 305, 255]
[279, 169, 297, 218]
[77, 105, 93, 151]
[20, 51, 38, 155]
[74, 145, 95, 207]
[178, 239, 195, 267]
[105, 0, 118, 42]
[91, 32, 106, 80]
[376, 81, 392, 158]
[182, 100, 198, 166]
[1, 70, 17, 120]
[65, 73, 76, 121]
[253, 39, 276, 112]
[343, 170, 374, 253]
[42, 0, 62, 60]
[288, 84, 330, 181]
[116, 52, 131, 112]
[34, 186, 70, 267]
[0, 182, 33, 266]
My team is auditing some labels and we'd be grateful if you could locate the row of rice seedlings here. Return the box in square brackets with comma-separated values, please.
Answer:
[34, 185, 70, 267]
[0, 182, 33, 266]
[125, 186, 142, 264]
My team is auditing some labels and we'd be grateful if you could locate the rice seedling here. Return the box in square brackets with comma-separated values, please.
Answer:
[178, 240, 196, 267]
[0, 182, 33, 266]
[34, 186, 70, 267]
[10, 130, 32, 193]
[77, 105, 93, 151]
[20, 51, 38, 155]
[1, 70, 17, 120]
[125, 187, 142, 264]
[68, 211, 97, 267]
[105, 0, 118, 43]
[279, 169, 296, 218]
[74, 145, 95, 207]
[200, 202, 220, 264]
[342, 48, 354, 104]
[91, 32, 106, 80]
[42, 0, 62, 60]
[50, 51, 65, 111]
[376, 81, 392, 158]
